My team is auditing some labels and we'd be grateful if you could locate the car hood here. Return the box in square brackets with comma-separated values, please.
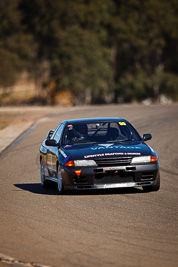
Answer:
[62, 141, 155, 160]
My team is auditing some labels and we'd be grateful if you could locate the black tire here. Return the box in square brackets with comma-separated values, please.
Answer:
[142, 175, 160, 192]
[40, 160, 49, 188]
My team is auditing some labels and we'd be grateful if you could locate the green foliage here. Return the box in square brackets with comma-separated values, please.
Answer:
[0, 0, 36, 88]
[0, 48, 17, 87]
[111, 0, 178, 102]
[0, 0, 177, 104]
[51, 26, 112, 103]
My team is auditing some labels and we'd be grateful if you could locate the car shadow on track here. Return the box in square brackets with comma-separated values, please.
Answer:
[14, 183, 59, 195]
[14, 183, 144, 195]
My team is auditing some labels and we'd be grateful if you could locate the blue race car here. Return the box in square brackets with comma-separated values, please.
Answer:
[40, 117, 160, 193]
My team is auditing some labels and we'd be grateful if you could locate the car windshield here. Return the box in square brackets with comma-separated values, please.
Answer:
[63, 121, 141, 145]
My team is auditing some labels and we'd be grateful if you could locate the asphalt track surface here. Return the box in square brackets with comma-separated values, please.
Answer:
[0, 104, 178, 267]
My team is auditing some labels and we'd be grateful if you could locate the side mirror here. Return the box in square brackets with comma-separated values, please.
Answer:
[45, 139, 59, 147]
[143, 133, 152, 142]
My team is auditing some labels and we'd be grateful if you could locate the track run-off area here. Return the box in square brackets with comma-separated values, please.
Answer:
[0, 104, 178, 267]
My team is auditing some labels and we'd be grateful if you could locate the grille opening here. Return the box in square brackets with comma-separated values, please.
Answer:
[74, 176, 87, 185]
[137, 182, 152, 185]
[94, 157, 132, 167]
[93, 168, 104, 173]
[126, 166, 136, 171]
[94, 171, 134, 185]
[141, 172, 154, 180]
[95, 171, 133, 179]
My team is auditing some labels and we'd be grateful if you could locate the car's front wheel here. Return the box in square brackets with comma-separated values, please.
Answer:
[40, 160, 48, 188]
[142, 174, 160, 192]
[57, 165, 64, 194]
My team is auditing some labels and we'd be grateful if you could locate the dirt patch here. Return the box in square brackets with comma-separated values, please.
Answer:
[0, 120, 8, 130]
[0, 106, 67, 131]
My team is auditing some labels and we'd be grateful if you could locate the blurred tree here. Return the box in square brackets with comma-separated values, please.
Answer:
[19, 0, 112, 104]
[0, 0, 36, 89]
[111, 0, 178, 102]
[0, 0, 178, 104]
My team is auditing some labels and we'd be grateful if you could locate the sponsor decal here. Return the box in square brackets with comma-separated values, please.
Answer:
[59, 148, 67, 158]
[91, 145, 141, 150]
[84, 152, 141, 158]
[119, 122, 126, 125]
[105, 152, 141, 156]
[84, 153, 105, 158]
[98, 143, 114, 147]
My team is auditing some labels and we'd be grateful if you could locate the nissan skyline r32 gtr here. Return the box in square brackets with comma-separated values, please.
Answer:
[40, 117, 160, 193]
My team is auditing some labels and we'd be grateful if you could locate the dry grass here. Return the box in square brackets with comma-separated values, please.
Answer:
[0, 120, 8, 130]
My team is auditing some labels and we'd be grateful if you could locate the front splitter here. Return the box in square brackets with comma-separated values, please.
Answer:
[64, 180, 155, 190]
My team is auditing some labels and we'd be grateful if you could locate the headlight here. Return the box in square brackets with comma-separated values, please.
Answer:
[131, 155, 158, 164]
[74, 160, 97, 166]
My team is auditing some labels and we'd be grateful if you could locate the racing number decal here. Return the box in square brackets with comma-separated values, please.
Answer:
[119, 122, 126, 126]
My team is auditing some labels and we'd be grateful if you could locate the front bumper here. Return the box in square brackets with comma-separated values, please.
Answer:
[61, 162, 159, 190]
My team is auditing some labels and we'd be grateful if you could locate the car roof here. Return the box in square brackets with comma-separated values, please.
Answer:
[61, 117, 127, 124]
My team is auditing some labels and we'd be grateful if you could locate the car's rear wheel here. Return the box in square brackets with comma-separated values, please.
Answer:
[57, 165, 63, 194]
[142, 174, 160, 192]
[41, 160, 48, 188]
